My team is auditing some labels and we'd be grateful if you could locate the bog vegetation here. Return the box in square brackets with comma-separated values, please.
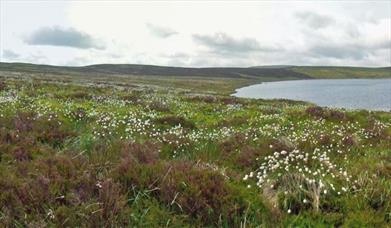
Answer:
[0, 79, 390, 227]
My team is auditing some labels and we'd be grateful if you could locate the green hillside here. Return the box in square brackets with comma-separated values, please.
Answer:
[292, 66, 391, 79]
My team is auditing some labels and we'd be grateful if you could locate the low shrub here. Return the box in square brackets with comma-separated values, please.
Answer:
[219, 116, 248, 127]
[364, 120, 389, 140]
[35, 118, 75, 147]
[342, 134, 358, 147]
[69, 91, 92, 100]
[271, 136, 296, 152]
[120, 92, 143, 104]
[305, 106, 326, 119]
[305, 106, 348, 121]
[219, 133, 246, 156]
[120, 141, 160, 164]
[14, 112, 35, 133]
[236, 145, 264, 169]
[70, 108, 88, 121]
[0, 81, 7, 91]
[12, 146, 32, 162]
[329, 110, 347, 121]
[187, 95, 217, 103]
[220, 97, 243, 105]
[114, 160, 248, 225]
[155, 115, 196, 129]
[318, 133, 332, 146]
[148, 101, 170, 112]
[97, 178, 127, 221]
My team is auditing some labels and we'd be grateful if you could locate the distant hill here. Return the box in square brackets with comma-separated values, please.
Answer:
[0, 62, 390, 80]
[250, 65, 294, 69]
[0, 62, 309, 80]
[291, 66, 391, 79]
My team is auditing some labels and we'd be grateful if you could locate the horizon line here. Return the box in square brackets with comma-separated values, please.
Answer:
[0, 61, 390, 69]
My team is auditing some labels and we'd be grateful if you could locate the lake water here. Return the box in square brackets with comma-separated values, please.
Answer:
[233, 79, 391, 111]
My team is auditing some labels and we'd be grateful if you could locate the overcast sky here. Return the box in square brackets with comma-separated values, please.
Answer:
[1, 1, 390, 67]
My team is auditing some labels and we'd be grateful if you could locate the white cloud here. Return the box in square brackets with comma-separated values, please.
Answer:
[1, 1, 390, 67]
[146, 23, 177, 38]
[295, 11, 336, 29]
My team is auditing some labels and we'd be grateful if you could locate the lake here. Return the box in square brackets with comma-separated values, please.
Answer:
[233, 79, 391, 111]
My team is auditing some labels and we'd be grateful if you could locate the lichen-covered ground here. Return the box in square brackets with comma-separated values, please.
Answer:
[0, 81, 390, 227]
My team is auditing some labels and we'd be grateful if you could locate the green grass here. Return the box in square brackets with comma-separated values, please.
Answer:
[0, 71, 390, 226]
[292, 66, 391, 79]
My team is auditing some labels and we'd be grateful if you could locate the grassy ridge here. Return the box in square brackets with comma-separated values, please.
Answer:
[1, 62, 390, 96]
[0, 76, 390, 226]
[1, 62, 389, 79]
[292, 66, 391, 79]
[0, 62, 310, 79]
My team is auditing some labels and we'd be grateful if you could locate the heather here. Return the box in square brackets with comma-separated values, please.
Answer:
[0, 80, 390, 227]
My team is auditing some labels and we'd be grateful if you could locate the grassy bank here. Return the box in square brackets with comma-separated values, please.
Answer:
[0, 77, 390, 227]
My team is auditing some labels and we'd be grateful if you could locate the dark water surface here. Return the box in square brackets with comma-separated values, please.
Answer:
[233, 79, 391, 111]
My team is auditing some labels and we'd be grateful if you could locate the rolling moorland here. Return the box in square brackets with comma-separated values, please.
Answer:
[1, 62, 390, 94]
[0, 62, 390, 227]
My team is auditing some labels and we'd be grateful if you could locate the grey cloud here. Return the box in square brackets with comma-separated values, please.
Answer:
[169, 52, 189, 58]
[308, 39, 390, 60]
[372, 40, 391, 50]
[295, 11, 335, 29]
[146, 23, 177, 38]
[345, 24, 361, 38]
[309, 44, 367, 60]
[192, 32, 278, 54]
[2, 49, 20, 59]
[25, 27, 104, 49]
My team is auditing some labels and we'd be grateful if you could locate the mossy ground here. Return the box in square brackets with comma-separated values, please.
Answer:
[0, 79, 390, 227]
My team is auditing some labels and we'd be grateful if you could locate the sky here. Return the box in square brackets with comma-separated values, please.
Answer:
[0, 0, 390, 67]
